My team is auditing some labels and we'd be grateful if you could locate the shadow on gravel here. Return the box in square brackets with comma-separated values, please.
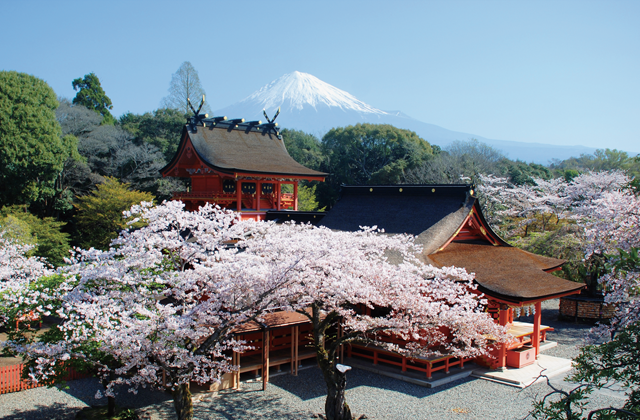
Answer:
[2, 402, 78, 420]
[269, 365, 478, 401]
[344, 367, 478, 399]
[196, 389, 313, 420]
[60, 377, 172, 410]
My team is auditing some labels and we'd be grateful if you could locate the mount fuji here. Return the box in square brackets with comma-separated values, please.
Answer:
[215, 72, 596, 163]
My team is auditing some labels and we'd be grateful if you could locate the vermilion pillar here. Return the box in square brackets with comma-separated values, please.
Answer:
[276, 182, 281, 211]
[256, 181, 261, 211]
[498, 305, 509, 368]
[533, 301, 542, 358]
[262, 330, 270, 391]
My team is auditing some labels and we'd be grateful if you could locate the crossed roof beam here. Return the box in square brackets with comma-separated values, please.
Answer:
[187, 96, 282, 139]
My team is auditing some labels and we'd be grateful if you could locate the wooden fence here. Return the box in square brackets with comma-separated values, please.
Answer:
[0, 363, 90, 395]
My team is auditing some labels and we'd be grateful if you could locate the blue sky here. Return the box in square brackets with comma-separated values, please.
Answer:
[1, 0, 638, 153]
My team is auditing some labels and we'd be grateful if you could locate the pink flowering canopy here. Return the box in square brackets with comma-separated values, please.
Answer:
[240, 221, 506, 359]
[0, 232, 51, 292]
[0, 232, 53, 327]
[479, 171, 640, 336]
[8, 200, 505, 402]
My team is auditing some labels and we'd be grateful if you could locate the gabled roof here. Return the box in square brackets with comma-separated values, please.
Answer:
[320, 184, 583, 303]
[161, 120, 327, 179]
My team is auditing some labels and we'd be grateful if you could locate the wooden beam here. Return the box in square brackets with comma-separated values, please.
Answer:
[231, 171, 326, 182]
[293, 182, 298, 211]
[482, 288, 583, 307]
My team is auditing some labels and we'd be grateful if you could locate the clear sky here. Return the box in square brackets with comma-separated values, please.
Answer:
[1, 0, 638, 152]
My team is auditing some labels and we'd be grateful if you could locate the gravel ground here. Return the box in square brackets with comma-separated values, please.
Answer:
[0, 299, 628, 420]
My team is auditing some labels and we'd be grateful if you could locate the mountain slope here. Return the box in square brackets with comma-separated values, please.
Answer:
[216, 72, 598, 163]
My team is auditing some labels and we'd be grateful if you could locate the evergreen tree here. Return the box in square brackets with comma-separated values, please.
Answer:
[0, 71, 73, 207]
[119, 108, 186, 161]
[320, 123, 432, 207]
[0, 205, 70, 266]
[72, 73, 116, 125]
[281, 128, 324, 171]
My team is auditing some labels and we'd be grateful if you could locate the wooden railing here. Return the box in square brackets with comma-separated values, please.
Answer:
[0, 363, 90, 395]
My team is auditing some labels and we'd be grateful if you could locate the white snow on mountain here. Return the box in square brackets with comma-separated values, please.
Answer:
[240, 71, 387, 115]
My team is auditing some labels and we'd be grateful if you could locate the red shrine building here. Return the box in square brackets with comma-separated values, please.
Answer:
[162, 113, 584, 390]
[160, 113, 326, 220]
[318, 185, 584, 372]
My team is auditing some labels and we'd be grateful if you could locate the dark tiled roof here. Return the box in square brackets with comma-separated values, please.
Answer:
[319, 185, 473, 240]
[177, 123, 327, 177]
[428, 242, 582, 302]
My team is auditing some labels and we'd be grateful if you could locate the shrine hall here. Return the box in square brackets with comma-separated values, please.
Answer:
[317, 185, 584, 375]
[162, 110, 584, 390]
[160, 110, 326, 219]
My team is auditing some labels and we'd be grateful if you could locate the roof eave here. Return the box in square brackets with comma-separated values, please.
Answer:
[478, 284, 585, 305]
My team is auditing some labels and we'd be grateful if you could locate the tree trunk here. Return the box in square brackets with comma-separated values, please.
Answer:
[101, 372, 116, 417]
[172, 383, 193, 420]
[309, 304, 353, 420]
[324, 370, 352, 420]
[107, 395, 116, 417]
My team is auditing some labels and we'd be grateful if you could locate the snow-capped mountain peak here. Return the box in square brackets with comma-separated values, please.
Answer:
[241, 71, 387, 115]
[215, 71, 602, 164]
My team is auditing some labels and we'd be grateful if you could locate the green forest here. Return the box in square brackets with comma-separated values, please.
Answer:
[1, 68, 639, 267]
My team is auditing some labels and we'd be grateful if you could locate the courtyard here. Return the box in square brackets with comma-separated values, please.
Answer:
[0, 300, 627, 420]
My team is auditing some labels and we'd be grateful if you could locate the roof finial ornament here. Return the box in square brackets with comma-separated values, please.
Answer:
[262, 107, 282, 140]
[187, 95, 208, 131]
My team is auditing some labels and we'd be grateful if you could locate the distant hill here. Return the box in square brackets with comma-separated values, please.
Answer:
[216, 71, 599, 164]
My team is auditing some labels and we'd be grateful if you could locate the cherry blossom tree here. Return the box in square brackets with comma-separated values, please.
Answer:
[0, 231, 52, 328]
[569, 174, 640, 338]
[239, 223, 507, 420]
[477, 174, 569, 238]
[24, 201, 295, 420]
[479, 170, 639, 333]
[6, 201, 506, 420]
[0, 231, 51, 291]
